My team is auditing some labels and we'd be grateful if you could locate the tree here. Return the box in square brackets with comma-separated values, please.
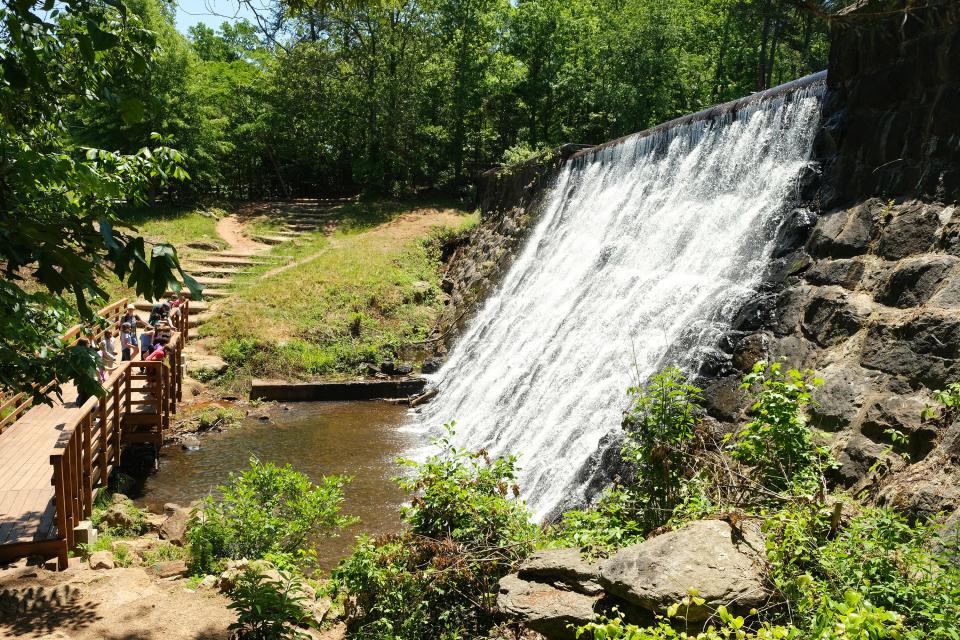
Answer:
[0, 0, 198, 401]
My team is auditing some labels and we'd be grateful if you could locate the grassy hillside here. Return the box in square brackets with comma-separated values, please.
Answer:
[199, 201, 478, 384]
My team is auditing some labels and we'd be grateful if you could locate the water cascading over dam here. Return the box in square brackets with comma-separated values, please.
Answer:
[418, 74, 827, 521]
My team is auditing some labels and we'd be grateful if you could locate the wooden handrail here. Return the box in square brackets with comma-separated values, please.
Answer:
[0, 298, 131, 433]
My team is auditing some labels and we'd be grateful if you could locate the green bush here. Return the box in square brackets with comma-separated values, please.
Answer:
[187, 457, 357, 574]
[228, 567, 315, 640]
[577, 595, 903, 639]
[767, 502, 960, 639]
[728, 361, 824, 494]
[552, 368, 706, 551]
[330, 424, 538, 639]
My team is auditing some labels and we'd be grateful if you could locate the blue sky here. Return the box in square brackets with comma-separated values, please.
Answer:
[173, 0, 260, 33]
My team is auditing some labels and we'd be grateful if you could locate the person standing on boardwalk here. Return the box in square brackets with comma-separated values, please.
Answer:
[120, 322, 138, 361]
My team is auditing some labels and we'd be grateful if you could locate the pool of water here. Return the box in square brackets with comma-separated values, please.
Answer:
[136, 401, 418, 570]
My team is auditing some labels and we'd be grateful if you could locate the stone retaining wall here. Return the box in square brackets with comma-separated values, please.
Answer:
[817, 0, 960, 205]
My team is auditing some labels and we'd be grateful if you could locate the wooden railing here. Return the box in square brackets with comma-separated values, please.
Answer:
[48, 350, 180, 569]
[0, 298, 130, 433]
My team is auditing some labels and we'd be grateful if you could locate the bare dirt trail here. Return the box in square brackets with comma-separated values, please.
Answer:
[0, 564, 234, 639]
[214, 216, 269, 254]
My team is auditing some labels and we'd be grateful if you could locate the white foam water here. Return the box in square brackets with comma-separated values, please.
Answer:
[416, 78, 825, 521]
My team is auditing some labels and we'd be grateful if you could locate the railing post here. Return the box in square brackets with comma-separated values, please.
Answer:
[82, 411, 93, 518]
[112, 381, 121, 470]
[62, 438, 75, 551]
[50, 454, 69, 569]
[99, 394, 108, 487]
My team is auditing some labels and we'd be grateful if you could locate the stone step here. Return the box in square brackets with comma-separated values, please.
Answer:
[182, 265, 249, 277]
[191, 276, 234, 286]
[251, 235, 293, 245]
[188, 312, 215, 328]
[197, 288, 230, 299]
[214, 250, 273, 259]
[133, 300, 210, 314]
[283, 223, 323, 231]
[193, 256, 266, 267]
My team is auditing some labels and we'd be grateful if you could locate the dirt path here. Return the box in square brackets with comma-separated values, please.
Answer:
[0, 564, 234, 639]
[215, 216, 268, 254]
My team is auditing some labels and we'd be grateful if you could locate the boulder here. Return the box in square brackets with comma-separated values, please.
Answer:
[701, 375, 745, 423]
[99, 497, 144, 535]
[874, 255, 957, 308]
[497, 573, 600, 640]
[517, 548, 603, 595]
[89, 550, 115, 570]
[421, 357, 444, 374]
[159, 504, 192, 546]
[181, 435, 201, 451]
[598, 519, 769, 622]
[858, 395, 937, 460]
[829, 433, 889, 487]
[218, 559, 280, 592]
[146, 560, 188, 579]
[809, 364, 878, 431]
[394, 362, 414, 376]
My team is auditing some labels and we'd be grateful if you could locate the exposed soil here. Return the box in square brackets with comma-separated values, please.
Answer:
[0, 563, 234, 639]
[214, 216, 268, 254]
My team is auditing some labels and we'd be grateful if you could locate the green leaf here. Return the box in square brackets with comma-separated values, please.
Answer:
[86, 20, 120, 51]
[119, 97, 146, 125]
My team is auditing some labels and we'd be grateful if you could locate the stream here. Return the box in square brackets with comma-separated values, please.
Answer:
[136, 401, 417, 570]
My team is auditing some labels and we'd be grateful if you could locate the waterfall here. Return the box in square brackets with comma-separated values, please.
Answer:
[417, 75, 826, 521]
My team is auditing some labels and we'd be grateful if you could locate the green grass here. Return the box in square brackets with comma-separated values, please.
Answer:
[97, 204, 229, 303]
[201, 200, 478, 386]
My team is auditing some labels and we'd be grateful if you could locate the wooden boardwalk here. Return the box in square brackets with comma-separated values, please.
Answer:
[0, 302, 188, 568]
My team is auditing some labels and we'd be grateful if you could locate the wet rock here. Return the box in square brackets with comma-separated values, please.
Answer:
[805, 258, 866, 289]
[875, 255, 957, 308]
[771, 208, 818, 259]
[379, 360, 396, 375]
[421, 357, 444, 374]
[598, 519, 769, 621]
[771, 287, 810, 337]
[497, 574, 600, 640]
[89, 551, 115, 570]
[877, 202, 942, 260]
[181, 435, 201, 451]
[394, 362, 414, 376]
[517, 548, 603, 596]
[731, 332, 768, 372]
[159, 504, 192, 546]
[809, 200, 882, 258]
[802, 289, 871, 347]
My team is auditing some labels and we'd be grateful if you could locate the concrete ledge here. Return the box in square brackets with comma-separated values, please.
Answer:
[250, 378, 428, 401]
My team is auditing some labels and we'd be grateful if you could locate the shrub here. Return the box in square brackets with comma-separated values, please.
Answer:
[766, 502, 960, 639]
[550, 489, 645, 552]
[193, 405, 244, 431]
[228, 567, 315, 640]
[728, 361, 824, 494]
[621, 366, 704, 532]
[187, 457, 356, 574]
[577, 595, 903, 639]
[330, 424, 538, 639]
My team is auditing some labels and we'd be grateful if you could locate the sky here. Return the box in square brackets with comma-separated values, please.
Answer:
[172, 0, 261, 33]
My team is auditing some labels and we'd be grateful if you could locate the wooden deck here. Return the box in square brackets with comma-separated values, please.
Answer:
[0, 301, 189, 568]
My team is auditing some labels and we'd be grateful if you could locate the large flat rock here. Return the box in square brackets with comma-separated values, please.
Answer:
[598, 519, 769, 622]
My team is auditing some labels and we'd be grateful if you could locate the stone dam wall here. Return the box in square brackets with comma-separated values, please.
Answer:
[436, 0, 960, 519]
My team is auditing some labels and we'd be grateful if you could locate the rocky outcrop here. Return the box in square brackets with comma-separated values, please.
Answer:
[497, 574, 601, 640]
[158, 503, 192, 546]
[598, 520, 769, 622]
[498, 520, 771, 637]
[496, 548, 604, 639]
